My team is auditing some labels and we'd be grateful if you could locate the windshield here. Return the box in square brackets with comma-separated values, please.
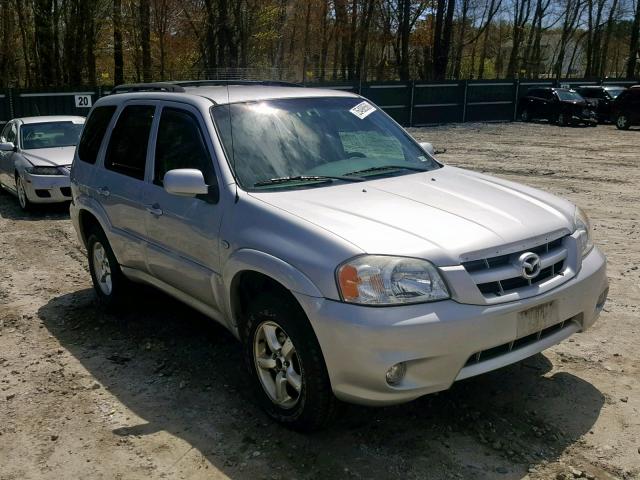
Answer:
[556, 90, 584, 102]
[20, 121, 83, 150]
[604, 87, 625, 99]
[211, 97, 440, 190]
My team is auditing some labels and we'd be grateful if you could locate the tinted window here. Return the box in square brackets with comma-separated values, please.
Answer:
[78, 106, 117, 164]
[105, 105, 155, 180]
[154, 108, 214, 186]
[20, 121, 84, 150]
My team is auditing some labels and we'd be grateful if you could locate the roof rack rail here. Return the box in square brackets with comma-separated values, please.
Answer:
[172, 80, 303, 88]
[111, 82, 186, 94]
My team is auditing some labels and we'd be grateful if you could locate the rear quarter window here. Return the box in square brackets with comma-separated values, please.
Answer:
[78, 106, 117, 164]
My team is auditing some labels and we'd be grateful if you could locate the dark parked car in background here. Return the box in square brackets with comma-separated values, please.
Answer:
[612, 86, 640, 130]
[575, 85, 626, 123]
[518, 88, 597, 127]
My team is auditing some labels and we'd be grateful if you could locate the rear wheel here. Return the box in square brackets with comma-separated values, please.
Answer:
[616, 114, 630, 130]
[242, 292, 337, 431]
[520, 109, 530, 122]
[87, 228, 129, 308]
[15, 175, 32, 211]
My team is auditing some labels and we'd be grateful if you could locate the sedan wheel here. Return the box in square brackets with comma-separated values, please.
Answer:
[253, 321, 303, 409]
[520, 109, 530, 122]
[616, 115, 630, 130]
[16, 176, 30, 210]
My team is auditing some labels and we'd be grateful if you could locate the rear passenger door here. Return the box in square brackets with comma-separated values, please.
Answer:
[97, 102, 158, 272]
[143, 102, 223, 310]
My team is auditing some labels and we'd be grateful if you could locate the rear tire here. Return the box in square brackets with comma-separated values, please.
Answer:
[520, 109, 530, 122]
[616, 114, 630, 130]
[87, 228, 129, 308]
[242, 292, 337, 431]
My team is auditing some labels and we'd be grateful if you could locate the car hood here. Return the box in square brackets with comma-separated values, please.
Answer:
[249, 166, 577, 266]
[22, 146, 76, 167]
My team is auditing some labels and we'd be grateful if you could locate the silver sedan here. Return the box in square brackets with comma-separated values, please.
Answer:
[0, 115, 85, 210]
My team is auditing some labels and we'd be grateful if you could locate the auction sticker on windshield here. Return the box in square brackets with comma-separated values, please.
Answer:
[350, 101, 376, 119]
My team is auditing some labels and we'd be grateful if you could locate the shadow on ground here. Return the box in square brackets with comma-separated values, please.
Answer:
[40, 287, 604, 479]
[0, 190, 71, 221]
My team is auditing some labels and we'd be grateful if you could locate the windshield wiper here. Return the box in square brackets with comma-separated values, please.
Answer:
[254, 174, 364, 187]
[344, 165, 430, 176]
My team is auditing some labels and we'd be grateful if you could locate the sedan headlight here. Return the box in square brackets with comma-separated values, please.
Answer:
[26, 166, 62, 175]
[574, 207, 594, 257]
[337, 255, 449, 305]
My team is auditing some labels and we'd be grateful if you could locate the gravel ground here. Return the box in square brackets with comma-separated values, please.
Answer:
[1, 121, 639, 480]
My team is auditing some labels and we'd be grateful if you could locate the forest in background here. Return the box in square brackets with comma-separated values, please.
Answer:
[0, 0, 639, 88]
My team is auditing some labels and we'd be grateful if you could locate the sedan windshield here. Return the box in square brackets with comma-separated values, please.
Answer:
[20, 121, 83, 150]
[211, 97, 440, 190]
[556, 90, 584, 102]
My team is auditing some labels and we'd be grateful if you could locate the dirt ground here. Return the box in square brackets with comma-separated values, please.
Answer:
[1, 121, 639, 480]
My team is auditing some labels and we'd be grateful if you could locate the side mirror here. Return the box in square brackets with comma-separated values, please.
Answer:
[163, 169, 209, 197]
[419, 142, 435, 155]
[0, 142, 15, 152]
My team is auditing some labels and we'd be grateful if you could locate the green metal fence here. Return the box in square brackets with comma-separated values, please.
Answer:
[1, 79, 637, 128]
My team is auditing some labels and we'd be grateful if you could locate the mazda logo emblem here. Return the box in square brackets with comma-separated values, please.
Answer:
[518, 252, 541, 280]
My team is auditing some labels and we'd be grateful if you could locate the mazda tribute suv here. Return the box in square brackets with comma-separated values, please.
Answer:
[70, 81, 608, 431]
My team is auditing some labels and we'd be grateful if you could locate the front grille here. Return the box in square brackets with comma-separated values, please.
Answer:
[464, 315, 580, 367]
[463, 236, 568, 297]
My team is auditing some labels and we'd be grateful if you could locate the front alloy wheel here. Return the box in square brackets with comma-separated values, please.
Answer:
[243, 292, 337, 431]
[16, 176, 31, 211]
[254, 321, 302, 409]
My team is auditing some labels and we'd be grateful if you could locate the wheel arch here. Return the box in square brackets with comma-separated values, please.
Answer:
[223, 249, 324, 337]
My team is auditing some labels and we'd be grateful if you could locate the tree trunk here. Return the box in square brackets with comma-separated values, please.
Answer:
[626, 0, 640, 79]
[139, 0, 152, 82]
[113, 0, 124, 84]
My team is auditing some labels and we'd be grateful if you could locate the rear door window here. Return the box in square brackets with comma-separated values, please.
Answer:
[105, 105, 155, 180]
[78, 106, 117, 164]
[153, 107, 215, 186]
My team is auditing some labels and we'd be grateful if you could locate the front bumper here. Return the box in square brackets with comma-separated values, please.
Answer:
[22, 172, 71, 203]
[296, 247, 607, 406]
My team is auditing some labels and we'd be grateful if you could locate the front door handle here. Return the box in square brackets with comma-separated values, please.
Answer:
[145, 204, 163, 216]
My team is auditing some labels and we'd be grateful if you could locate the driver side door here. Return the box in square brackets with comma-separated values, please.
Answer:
[143, 102, 224, 312]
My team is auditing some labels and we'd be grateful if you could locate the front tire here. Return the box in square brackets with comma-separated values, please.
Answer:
[616, 114, 630, 130]
[87, 229, 129, 308]
[15, 175, 32, 211]
[242, 292, 337, 431]
[520, 108, 530, 122]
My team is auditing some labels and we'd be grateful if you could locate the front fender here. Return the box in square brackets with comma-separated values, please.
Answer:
[222, 248, 324, 330]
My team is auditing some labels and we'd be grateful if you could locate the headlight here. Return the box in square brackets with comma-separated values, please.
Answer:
[574, 207, 594, 257]
[336, 255, 449, 305]
[26, 166, 62, 175]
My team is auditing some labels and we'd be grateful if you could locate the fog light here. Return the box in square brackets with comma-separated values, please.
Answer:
[385, 362, 406, 386]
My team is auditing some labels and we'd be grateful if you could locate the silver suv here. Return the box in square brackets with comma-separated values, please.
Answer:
[70, 81, 608, 431]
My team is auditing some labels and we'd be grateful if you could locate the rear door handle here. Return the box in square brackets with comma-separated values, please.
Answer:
[145, 204, 163, 216]
[98, 186, 110, 197]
